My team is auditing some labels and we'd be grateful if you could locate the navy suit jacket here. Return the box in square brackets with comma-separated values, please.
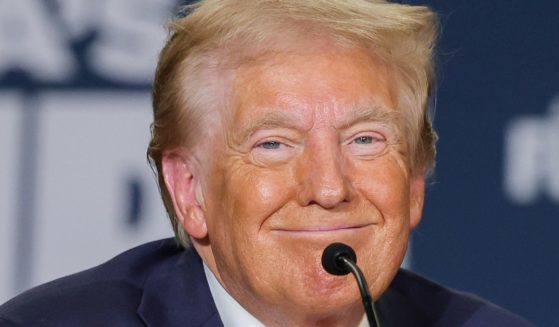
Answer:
[0, 239, 533, 326]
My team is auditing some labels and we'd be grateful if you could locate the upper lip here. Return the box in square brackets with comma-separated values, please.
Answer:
[271, 222, 374, 232]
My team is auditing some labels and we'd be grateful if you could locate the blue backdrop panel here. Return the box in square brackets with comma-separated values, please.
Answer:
[407, 1, 559, 326]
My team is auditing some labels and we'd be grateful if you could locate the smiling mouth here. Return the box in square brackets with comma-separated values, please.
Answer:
[271, 223, 374, 233]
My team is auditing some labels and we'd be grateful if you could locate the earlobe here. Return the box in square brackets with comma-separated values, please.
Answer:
[409, 170, 426, 229]
[162, 150, 208, 240]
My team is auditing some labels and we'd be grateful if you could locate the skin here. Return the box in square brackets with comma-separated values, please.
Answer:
[163, 47, 425, 326]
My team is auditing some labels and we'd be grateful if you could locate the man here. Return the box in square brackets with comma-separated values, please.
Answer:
[0, 0, 534, 326]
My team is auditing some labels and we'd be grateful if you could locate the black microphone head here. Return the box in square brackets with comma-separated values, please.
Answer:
[321, 242, 357, 276]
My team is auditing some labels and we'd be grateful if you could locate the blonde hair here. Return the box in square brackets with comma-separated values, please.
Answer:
[148, 0, 439, 247]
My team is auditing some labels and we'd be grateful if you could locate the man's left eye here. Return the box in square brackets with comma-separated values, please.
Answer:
[354, 136, 375, 144]
[346, 132, 387, 157]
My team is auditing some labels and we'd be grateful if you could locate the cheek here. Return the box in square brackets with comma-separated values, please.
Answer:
[210, 162, 296, 237]
[233, 169, 295, 217]
[353, 156, 411, 223]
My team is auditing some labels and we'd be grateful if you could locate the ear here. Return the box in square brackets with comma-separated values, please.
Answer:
[409, 168, 426, 229]
[162, 149, 208, 239]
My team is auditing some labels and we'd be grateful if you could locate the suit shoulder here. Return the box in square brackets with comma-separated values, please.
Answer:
[379, 269, 535, 326]
[0, 238, 183, 326]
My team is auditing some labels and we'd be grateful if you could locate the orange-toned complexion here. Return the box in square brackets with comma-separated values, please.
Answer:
[163, 47, 425, 327]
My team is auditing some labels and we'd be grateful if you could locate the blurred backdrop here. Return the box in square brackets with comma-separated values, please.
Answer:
[0, 1, 557, 326]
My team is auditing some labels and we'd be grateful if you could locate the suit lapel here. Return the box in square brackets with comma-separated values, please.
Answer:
[375, 269, 450, 327]
[137, 247, 224, 327]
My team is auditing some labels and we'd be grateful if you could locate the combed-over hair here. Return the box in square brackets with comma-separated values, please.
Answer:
[148, 0, 439, 247]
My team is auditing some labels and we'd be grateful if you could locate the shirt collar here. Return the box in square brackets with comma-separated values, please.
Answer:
[204, 263, 265, 327]
[203, 263, 368, 327]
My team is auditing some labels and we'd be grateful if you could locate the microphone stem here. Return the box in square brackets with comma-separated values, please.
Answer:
[339, 257, 381, 327]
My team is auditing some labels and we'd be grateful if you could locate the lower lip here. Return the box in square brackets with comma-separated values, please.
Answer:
[271, 224, 373, 236]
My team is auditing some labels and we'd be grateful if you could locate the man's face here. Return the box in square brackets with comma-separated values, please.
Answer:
[181, 48, 425, 322]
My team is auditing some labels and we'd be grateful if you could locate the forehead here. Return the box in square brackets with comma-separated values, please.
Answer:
[227, 48, 397, 129]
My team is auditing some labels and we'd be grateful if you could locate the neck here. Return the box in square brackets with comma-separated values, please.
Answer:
[249, 296, 365, 327]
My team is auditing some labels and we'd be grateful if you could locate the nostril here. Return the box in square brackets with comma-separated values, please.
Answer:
[313, 185, 348, 208]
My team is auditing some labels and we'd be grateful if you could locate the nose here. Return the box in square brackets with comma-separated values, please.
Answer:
[297, 133, 353, 208]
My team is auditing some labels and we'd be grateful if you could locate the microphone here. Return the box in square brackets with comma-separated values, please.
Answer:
[321, 243, 381, 327]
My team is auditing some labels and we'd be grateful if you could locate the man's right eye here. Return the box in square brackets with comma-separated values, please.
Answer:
[250, 139, 296, 166]
[257, 141, 282, 149]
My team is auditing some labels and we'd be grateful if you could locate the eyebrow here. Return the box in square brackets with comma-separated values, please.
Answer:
[337, 105, 402, 132]
[232, 104, 403, 145]
[233, 110, 302, 144]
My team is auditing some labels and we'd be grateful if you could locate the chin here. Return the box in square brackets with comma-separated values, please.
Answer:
[279, 281, 365, 324]
[278, 257, 363, 310]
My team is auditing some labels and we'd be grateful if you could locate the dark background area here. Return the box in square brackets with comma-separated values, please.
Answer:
[406, 1, 558, 326]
